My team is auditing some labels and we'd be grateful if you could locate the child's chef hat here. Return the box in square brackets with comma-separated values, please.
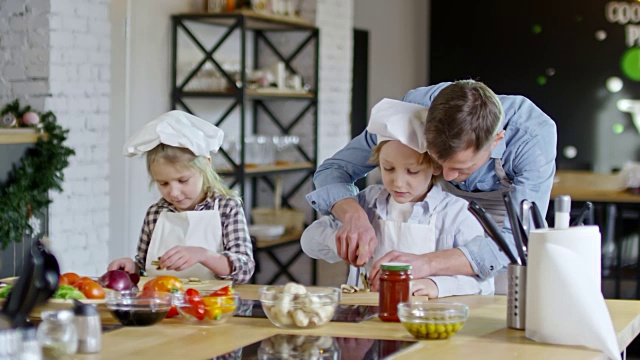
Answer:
[123, 110, 224, 158]
[366, 98, 429, 153]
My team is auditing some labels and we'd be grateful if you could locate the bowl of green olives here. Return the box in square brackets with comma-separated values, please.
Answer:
[397, 301, 468, 340]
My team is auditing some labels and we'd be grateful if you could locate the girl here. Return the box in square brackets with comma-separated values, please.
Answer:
[108, 111, 255, 283]
[301, 99, 493, 297]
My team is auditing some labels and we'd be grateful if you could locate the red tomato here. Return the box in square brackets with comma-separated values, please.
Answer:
[72, 276, 94, 290]
[185, 288, 200, 298]
[60, 273, 80, 286]
[79, 280, 105, 299]
[182, 288, 205, 321]
[166, 307, 179, 318]
[208, 285, 233, 297]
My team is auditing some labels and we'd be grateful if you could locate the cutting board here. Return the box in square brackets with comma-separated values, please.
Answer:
[340, 292, 429, 306]
[138, 276, 231, 292]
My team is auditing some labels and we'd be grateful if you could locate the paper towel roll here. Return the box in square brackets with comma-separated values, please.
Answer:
[525, 226, 620, 360]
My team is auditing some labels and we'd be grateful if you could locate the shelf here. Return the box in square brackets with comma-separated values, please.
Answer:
[176, 9, 316, 30]
[254, 228, 303, 248]
[217, 162, 314, 176]
[174, 88, 315, 100]
[0, 129, 48, 144]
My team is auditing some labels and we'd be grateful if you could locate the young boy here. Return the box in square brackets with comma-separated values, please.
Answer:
[301, 99, 493, 297]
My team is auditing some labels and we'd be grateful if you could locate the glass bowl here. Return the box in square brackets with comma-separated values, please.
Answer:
[105, 290, 172, 326]
[397, 301, 469, 340]
[259, 285, 340, 329]
[257, 335, 338, 360]
[175, 291, 239, 325]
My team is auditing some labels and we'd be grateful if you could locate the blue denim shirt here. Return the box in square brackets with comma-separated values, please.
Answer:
[306, 82, 557, 279]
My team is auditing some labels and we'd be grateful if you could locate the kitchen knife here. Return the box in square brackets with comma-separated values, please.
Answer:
[468, 200, 521, 265]
[520, 200, 532, 238]
[571, 201, 593, 226]
[503, 193, 527, 266]
[531, 201, 547, 229]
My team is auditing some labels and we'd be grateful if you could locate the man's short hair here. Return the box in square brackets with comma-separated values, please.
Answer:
[424, 80, 503, 162]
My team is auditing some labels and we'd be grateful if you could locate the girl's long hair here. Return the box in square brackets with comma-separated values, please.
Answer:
[146, 144, 237, 198]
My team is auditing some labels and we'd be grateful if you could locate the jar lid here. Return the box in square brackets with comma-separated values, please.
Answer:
[73, 299, 98, 316]
[380, 262, 412, 271]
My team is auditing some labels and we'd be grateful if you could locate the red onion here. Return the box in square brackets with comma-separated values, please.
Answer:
[128, 273, 140, 285]
[99, 270, 134, 291]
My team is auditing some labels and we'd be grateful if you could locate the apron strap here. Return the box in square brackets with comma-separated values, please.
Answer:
[494, 159, 513, 189]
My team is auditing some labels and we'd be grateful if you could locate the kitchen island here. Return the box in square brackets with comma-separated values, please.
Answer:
[74, 284, 640, 359]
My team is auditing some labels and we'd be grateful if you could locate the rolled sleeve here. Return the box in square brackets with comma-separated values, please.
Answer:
[458, 235, 509, 279]
[306, 184, 360, 215]
[429, 275, 484, 298]
[219, 197, 255, 284]
[300, 216, 343, 263]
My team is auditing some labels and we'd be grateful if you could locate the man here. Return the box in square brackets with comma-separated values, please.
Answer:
[306, 80, 556, 289]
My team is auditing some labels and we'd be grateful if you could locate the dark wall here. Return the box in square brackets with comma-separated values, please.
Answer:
[430, 0, 640, 172]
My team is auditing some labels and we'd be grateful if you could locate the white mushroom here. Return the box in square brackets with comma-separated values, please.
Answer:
[292, 308, 310, 327]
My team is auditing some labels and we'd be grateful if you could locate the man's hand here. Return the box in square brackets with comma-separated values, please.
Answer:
[369, 251, 431, 291]
[411, 278, 439, 298]
[331, 198, 377, 266]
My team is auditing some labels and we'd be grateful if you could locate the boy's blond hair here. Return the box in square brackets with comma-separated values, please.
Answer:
[370, 140, 442, 183]
[146, 144, 237, 198]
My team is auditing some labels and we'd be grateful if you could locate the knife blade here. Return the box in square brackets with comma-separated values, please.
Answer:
[359, 267, 370, 291]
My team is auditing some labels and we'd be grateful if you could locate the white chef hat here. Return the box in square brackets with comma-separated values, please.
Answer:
[366, 98, 429, 153]
[123, 110, 224, 158]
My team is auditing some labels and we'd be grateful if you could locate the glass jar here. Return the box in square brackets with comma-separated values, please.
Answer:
[37, 310, 78, 359]
[378, 263, 412, 322]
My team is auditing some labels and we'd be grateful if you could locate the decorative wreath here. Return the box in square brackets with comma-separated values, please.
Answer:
[0, 100, 75, 250]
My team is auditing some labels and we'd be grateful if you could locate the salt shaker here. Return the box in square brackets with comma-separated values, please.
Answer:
[37, 310, 78, 359]
[72, 300, 101, 353]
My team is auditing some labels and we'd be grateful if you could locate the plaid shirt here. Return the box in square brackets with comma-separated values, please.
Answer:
[134, 194, 255, 283]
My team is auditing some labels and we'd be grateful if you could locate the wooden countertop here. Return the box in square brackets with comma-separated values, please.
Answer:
[73, 284, 640, 359]
[552, 170, 640, 203]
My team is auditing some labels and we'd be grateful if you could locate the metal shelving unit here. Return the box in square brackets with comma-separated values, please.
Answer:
[170, 11, 319, 284]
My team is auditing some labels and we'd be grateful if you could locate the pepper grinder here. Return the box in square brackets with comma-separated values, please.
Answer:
[72, 300, 101, 353]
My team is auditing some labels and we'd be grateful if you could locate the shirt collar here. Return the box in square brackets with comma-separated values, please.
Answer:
[491, 137, 506, 159]
[157, 195, 216, 212]
[368, 180, 446, 218]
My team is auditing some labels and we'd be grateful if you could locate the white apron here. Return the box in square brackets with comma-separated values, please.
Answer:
[145, 201, 223, 280]
[441, 159, 512, 294]
[347, 202, 439, 287]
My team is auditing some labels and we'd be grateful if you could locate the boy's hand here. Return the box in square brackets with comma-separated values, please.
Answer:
[368, 251, 432, 291]
[107, 258, 137, 273]
[160, 246, 205, 271]
[411, 278, 439, 298]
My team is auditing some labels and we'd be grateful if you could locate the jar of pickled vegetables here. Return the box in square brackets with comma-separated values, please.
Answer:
[378, 263, 412, 322]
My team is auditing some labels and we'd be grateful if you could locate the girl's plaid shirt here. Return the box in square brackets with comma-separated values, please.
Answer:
[134, 194, 255, 283]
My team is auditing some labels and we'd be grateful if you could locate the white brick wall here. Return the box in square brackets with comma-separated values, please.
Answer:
[0, 0, 50, 109]
[315, 0, 353, 163]
[0, 0, 110, 276]
[46, 0, 111, 276]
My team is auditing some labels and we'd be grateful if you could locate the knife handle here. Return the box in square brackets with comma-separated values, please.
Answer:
[531, 202, 547, 229]
[468, 201, 521, 265]
[503, 193, 527, 266]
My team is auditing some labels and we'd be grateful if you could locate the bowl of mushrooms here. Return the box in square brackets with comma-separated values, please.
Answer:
[259, 283, 340, 329]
